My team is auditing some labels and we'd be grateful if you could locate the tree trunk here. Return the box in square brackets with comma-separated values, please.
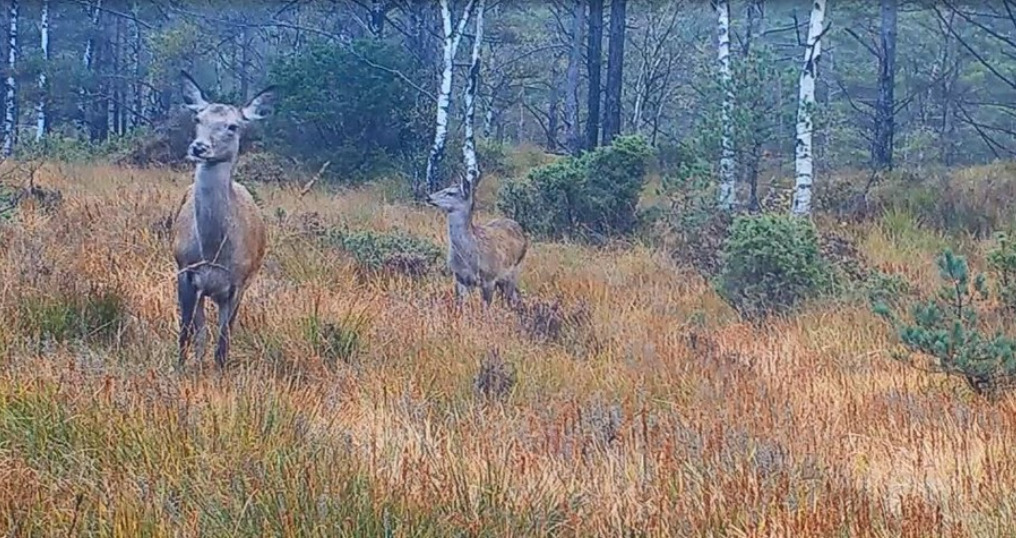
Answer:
[34, 0, 47, 141]
[563, 0, 584, 156]
[791, 0, 827, 217]
[744, 0, 765, 211]
[80, 0, 101, 136]
[714, 0, 736, 210]
[546, 65, 560, 151]
[743, 0, 765, 56]
[462, 0, 485, 194]
[131, 1, 142, 128]
[368, 0, 386, 39]
[2, 0, 17, 156]
[872, 0, 897, 171]
[107, 16, 123, 138]
[585, 0, 603, 149]
[240, 26, 250, 101]
[601, 0, 626, 145]
[424, 0, 475, 194]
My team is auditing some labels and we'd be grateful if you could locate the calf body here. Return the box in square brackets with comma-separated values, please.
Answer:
[428, 185, 529, 307]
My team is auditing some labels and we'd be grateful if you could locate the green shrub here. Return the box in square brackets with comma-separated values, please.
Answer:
[987, 232, 1016, 312]
[327, 227, 443, 277]
[496, 135, 654, 240]
[874, 250, 1016, 399]
[716, 214, 831, 319]
[863, 270, 914, 309]
[17, 285, 128, 343]
[655, 139, 702, 177]
[497, 157, 585, 239]
[0, 184, 17, 221]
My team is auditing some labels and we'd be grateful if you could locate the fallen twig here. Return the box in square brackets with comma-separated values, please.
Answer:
[300, 161, 332, 197]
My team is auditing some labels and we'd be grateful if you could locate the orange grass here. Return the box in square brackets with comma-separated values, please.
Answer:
[0, 162, 1012, 536]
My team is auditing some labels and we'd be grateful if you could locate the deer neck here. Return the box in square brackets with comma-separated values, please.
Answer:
[193, 160, 235, 262]
[447, 205, 477, 256]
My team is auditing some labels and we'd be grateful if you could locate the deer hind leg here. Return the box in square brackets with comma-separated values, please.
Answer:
[497, 269, 522, 308]
[453, 275, 471, 309]
[212, 285, 241, 369]
[480, 282, 495, 307]
[496, 280, 520, 309]
[177, 272, 202, 369]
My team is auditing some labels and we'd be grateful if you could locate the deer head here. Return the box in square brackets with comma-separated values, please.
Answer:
[180, 70, 276, 164]
[426, 172, 478, 214]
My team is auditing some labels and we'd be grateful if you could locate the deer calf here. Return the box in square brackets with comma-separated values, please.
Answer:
[172, 71, 274, 369]
[427, 174, 528, 307]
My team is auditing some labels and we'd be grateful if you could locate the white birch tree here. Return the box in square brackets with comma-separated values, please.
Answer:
[78, 0, 101, 133]
[461, 0, 485, 191]
[424, 0, 476, 194]
[791, 0, 828, 217]
[3, 0, 18, 156]
[714, 0, 736, 209]
[35, 0, 48, 141]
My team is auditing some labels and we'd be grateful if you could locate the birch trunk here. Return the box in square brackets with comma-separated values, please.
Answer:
[34, 0, 47, 141]
[79, 0, 101, 133]
[563, 0, 584, 156]
[462, 0, 485, 194]
[2, 0, 18, 156]
[791, 0, 827, 217]
[714, 0, 736, 209]
[130, 2, 142, 127]
[424, 0, 475, 194]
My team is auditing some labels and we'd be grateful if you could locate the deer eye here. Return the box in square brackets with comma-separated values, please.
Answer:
[227, 124, 239, 132]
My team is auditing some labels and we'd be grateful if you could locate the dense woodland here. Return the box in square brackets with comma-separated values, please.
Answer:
[0, 1, 1013, 191]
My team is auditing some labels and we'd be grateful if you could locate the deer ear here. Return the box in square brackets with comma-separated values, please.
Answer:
[179, 70, 209, 112]
[460, 172, 473, 199]
[241, 86, 277, 121]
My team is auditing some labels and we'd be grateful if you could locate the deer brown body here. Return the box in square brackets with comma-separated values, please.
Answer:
[427, 180, 529, 307]
[172, 71, 274, 369]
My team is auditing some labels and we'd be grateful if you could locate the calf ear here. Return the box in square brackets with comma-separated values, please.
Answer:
[180, 70, 209, 113]
[241, 86, 277, 121]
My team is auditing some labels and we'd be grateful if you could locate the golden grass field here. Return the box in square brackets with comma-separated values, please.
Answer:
[1, 160, 1015, 536]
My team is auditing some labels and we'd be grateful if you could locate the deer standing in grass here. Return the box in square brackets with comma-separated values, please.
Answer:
[426, 173, 529, 308]
[172, 71, 273, 369]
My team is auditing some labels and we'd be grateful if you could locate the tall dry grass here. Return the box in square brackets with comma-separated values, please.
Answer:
[0, 161, 1013, 536]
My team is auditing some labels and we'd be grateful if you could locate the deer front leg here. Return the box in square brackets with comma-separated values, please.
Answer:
[177, 272, 200, 369]
[454, 275, 470, 308]
[193, 294, 208, 361]
[212, 286, 241, 369]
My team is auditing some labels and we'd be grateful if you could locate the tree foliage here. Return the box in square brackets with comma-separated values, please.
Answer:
[267, 40, 430, 182]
